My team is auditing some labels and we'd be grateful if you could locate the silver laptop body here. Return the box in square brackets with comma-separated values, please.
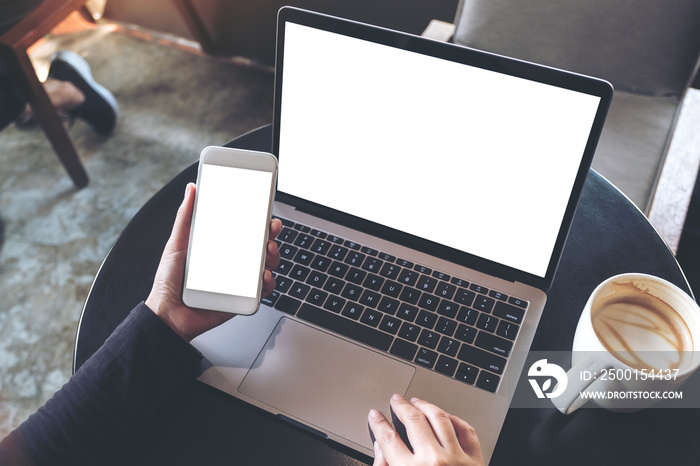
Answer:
[192, 7, 612, 463]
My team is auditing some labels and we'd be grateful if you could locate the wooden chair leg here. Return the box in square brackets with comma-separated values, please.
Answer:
[171, 0, 217, 55]
[9, 50, 89, 188]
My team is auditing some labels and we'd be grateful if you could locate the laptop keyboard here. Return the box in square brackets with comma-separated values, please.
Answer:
[263, 217, 529, 393]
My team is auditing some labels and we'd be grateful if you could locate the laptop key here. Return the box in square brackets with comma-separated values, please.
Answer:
[289, 282, 311, 300]
[418, 293, 439, 312]
[378, 296, 399, 315]
[437, 336, 460, 357]
[496, 320, 519, 340]
[363, 274, 384, 291]
[328, 261, 349, 279]
[298, 303, 393, 352]
[346, 267, 367, 285]
[416, 309, 438, 329]
[342, 302, 364, 320]
[381, 280, 402, 297]
[275, 276, 293, 294]
[275, 295, 301, 315]
[323, 276, 344, 295]
[379, 315, 401, 334]
[473, 295, 495, 313]
[435, 355, 459, 376]
[476, 314, 498, 332]
[362, 257, 383, 273]
[414, 348, 438, 369]
[390, 339, 418, 361]
[454, 288, 476, 306]
[399, 287, 421, 304]
[341, 283, 363, 301]
[275, 217, 294, 228]
[311, 238, 331, 255]
[261, 290, 280, 308]
[475, 331, 513, 357]
[508, 297, 529, 308]
[457, 345, 506, 374]
[361, 246, 379, 256]
[416, 275, 437, 293]
[328, 245, 349, 261]
[493, 301, 526, 324]
[435, 281, 456, 300]
[324, 296, 346, 313]
[455, 363, 478, 384]
[277, 259, 293, 276]
[476, 372, 501, 393]
[345, 251, 366, 267]
[294, 250, 315, 266]
[457, 307, 479, 326]
[359, 289, 381, 308]
[360, 309, 382, 327]
[278, 227, 298, 243]
[306, 271, 327, 288]
[397, 304, 419, 322]
[379, 252, 396, 262]
[398, 322, 421, 341]
[417, 329, 440, 349]
[309, 256, 331, 273]
[470, 283, 489, 295]
[289, 265, 310, 282]
[307, 288, 328, 307]
[379, 263, 401, 280]
[435, 317, 457, 336]
[294, 234, 315, 249]
[398, 269, 419, 286]
[279, 244, 299, 260]
[454, 324, 477, 344]
[436, 300, 459, 318]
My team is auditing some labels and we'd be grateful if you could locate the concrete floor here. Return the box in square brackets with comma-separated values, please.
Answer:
[0, 22, 273, 437]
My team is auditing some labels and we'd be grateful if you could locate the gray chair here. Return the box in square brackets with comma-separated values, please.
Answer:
[452, 0, 700, 212]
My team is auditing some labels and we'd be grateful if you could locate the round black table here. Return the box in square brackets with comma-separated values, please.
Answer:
[74, 125, 700, 465]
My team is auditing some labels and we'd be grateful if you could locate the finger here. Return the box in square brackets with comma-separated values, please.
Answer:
[450, 414, 484, 460]
[269, 218, 282, 241]
[367, 408, 412, 464]
[409, 397, 460, 450]
[261, 269, 277, 296]
[372, 441, 390, 466]
[390, 394, 441, 452]
[166, 182, 196, 253]
[265, 239, 281, 270]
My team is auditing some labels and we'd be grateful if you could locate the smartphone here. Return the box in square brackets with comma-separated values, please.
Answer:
[182, 146, 278, 315]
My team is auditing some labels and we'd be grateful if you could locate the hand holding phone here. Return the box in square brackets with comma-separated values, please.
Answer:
[182, 146, 278, 315]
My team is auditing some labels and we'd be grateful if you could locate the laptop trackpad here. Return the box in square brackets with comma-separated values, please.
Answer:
[238, 317, 415, 449]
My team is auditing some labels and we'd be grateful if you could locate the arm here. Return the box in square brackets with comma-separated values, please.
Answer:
[0, 183, 282, 465]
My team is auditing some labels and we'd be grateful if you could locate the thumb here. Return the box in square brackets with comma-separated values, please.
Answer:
[166, 182, 196, 254]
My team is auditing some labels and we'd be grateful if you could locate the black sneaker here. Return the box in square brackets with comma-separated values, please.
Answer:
[48, 50, 119, 135]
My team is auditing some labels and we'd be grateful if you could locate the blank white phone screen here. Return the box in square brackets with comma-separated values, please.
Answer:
[186, 164, 273, 298]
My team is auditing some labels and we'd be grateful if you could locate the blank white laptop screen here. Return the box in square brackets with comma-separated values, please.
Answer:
[277, 23, 601, 279]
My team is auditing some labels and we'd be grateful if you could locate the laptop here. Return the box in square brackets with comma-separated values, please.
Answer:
[192, 7, 612, 463]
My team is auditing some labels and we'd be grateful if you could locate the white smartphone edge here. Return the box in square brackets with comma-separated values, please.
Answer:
[181, 146, 278, 315]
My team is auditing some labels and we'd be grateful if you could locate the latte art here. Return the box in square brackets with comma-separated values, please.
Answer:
[592, 293, 693, 371]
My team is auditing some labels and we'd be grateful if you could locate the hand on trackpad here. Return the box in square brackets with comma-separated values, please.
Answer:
[368, 402, 412, 453]
[238, 318, 415, 449]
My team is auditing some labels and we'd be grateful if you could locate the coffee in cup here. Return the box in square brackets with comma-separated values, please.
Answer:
[591, 281, 694, 372]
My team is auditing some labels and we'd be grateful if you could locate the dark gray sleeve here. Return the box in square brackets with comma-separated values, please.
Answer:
[0, 302, 203, 466]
